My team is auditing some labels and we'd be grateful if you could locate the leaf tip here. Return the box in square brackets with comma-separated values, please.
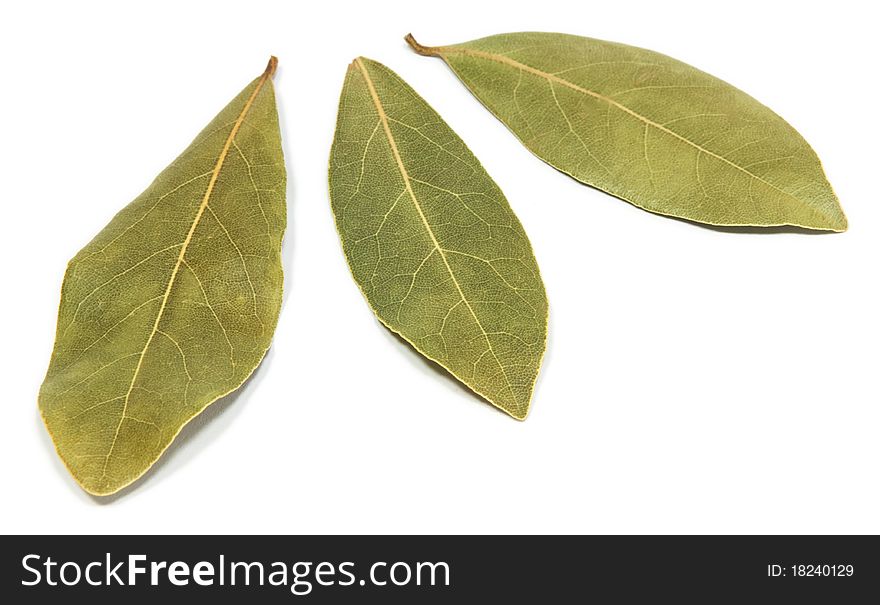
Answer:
[497, 395, 532, 421]
[264, 56, 278, 78]
[813, 203, 848, 232]
[405, 33, 442, 57]
[509, 407, 529, 421]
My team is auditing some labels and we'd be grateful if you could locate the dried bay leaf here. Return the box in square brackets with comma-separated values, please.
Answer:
[39, 58, 286, 495]
[329, 57, 548, 419]
[406, 33, 847, 231]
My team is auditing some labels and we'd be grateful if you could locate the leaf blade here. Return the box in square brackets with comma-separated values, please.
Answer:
[407, 32, 846, 231]
[328, 57, 548, 419]
[39, 58, 286, 496]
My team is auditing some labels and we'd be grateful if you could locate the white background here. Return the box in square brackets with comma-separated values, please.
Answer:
[1, 0, 877, 534]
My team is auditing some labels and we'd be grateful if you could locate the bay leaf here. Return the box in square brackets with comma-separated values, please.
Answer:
[329, 57, 548, 419]
[38, 57, 287, 495]
[406, 33, 847, 231]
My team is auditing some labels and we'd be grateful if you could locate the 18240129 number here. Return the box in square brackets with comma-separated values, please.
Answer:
[791, 564, 854, 577]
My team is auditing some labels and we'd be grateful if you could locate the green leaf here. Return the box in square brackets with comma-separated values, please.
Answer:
[406, 32, 847, 231]
[38, 58, 287, 496]
[329, 57, 548, 419]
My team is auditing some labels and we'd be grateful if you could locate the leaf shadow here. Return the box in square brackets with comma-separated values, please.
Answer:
[274, 61, 299, 312]
[552, 169, 841, 235]
[374, 321, 515, 419]
[37, 350, 274, 503]
[664, 213, 840, 235]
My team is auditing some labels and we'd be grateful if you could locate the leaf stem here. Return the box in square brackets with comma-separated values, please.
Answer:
[264, 56, 278, 78]
[404, 34, 443, 57]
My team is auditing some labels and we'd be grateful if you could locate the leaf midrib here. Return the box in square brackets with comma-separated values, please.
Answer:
[100, 61, 276, 479]
[442, 46, 837, 226]
[353, 58, 523, 411]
